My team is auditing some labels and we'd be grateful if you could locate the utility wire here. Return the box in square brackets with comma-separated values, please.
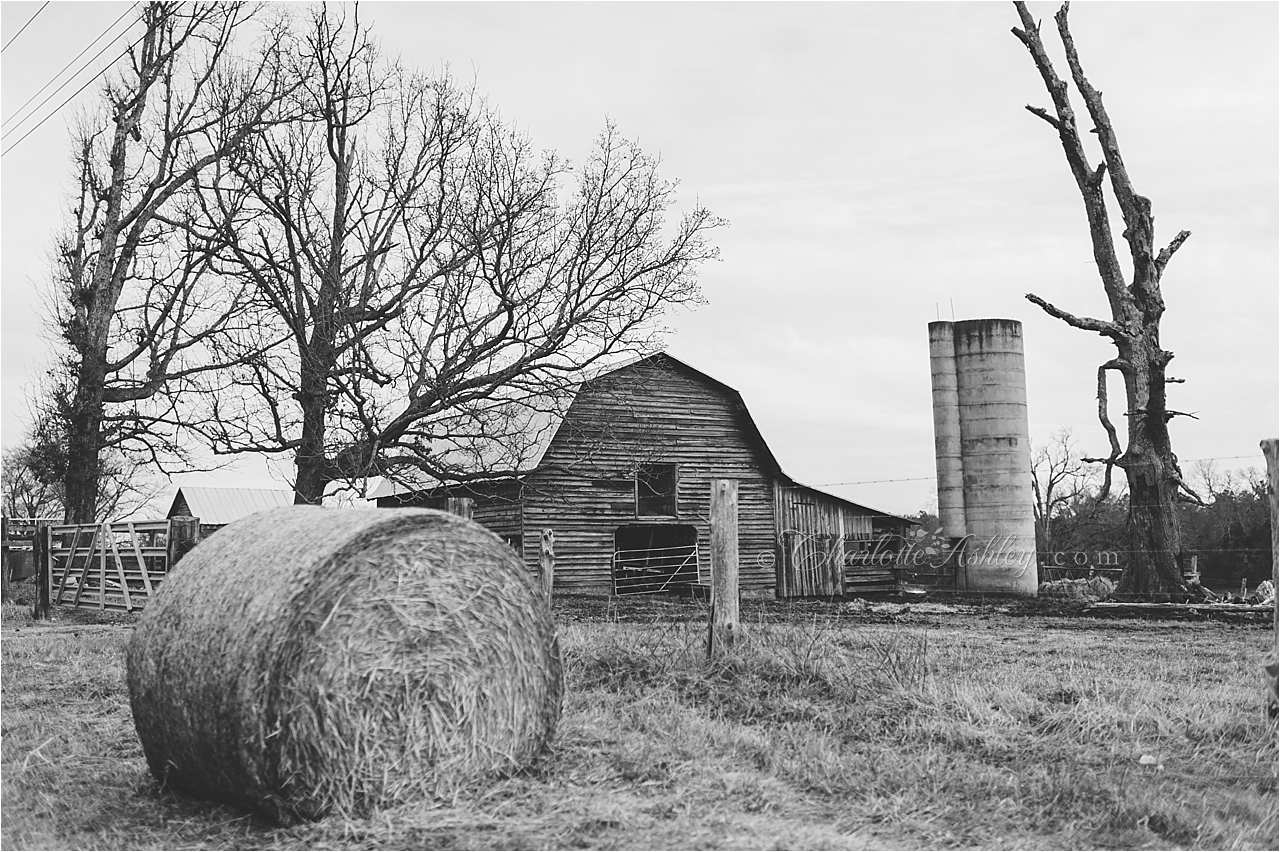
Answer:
[817, 454, 1263, 489]
[1, 1, 49, 53]
[2, 9, 141, 145]
[819, 476, 934, 487]
[1, 2, 138, 131]
[1, 31, 144, 156]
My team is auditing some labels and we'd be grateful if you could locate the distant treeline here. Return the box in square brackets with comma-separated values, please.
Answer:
[911, 468, 1272, 593]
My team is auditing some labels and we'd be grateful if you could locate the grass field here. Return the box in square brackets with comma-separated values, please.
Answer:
[2, 590, 1276, 850]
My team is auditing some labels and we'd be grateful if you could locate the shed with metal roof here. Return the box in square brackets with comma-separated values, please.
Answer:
[167, 486, 295, 535]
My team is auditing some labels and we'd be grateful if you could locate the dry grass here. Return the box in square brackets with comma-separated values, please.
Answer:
[2, 592, 1276, 850]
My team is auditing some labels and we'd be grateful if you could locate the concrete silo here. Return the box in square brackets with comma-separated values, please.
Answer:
[928, 319, 1038, 595]
[929, 322, 968, 541]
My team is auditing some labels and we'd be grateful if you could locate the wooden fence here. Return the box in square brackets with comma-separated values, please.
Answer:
[2, 517, 57, 602]
[29, 517, 200, 617]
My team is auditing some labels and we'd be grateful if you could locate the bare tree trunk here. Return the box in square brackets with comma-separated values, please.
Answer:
[63, 356, 108, 523]
[1123, 453, 1185, 594]
[1111, 334, 1187, 594]
[294, 363, 334, 506]
[1013, 2, 1197, 596]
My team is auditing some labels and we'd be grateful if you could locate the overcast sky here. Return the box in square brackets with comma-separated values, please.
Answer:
[2, 1, 1276, 516]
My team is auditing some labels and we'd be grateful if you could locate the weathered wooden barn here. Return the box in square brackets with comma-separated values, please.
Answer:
[371, 354, 912, 598]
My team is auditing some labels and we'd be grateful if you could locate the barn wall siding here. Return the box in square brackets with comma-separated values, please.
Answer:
[377, 482, 523, 540]
[521, 361, 779, 593]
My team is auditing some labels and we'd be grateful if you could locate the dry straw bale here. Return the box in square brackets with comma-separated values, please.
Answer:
[126, 507, 563, 825]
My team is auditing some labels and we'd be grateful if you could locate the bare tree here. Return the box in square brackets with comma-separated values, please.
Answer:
[1, 416, 159, 522]
[1031, 427, 1092, 554]
[1, 445, 62, 521]
[47, 2, 295, 523]
[1012, 1, 1200, 595]
[191, 8, 722, 504]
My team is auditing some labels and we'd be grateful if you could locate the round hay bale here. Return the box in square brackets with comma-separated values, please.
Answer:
[1038, 578, 1089, 600]
[126, 506, 562, 824]
[1038, 576, 1114, 601]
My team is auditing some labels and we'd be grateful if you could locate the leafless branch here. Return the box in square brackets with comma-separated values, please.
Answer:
[1024, 104, 1061, 130]
[1084, 359, 1128, 500]
[1154, 229, 1191, 276]
[1025, 292, 1124, 339]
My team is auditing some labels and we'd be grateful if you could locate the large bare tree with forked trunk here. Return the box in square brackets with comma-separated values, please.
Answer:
[1012, 1, 1200, 596]
[47, 2, 296, 523]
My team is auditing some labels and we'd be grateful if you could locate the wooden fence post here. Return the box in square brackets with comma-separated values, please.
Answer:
[538, 530, 556, 601]
[446, 497, 474, 520]
[708, 479, 739, 657]
[1261, 438, 1278, 718]
[1, 516, 10, 604]
[33, 522, 51, 621]
[1265, 440, 1278, 600]
[98, 523, 108, 611]
[167, 517, 201, 569]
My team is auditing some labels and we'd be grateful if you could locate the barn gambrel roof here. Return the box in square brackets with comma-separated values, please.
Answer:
[368, 353, 909, 521]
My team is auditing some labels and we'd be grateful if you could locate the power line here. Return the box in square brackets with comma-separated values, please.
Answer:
[1, 32, 144, 156]
[2, 8, 142, 147]
[818, 454, 1263, 489]
[1, 1, 49, 53]
[1, 2, 138, 131]
[818, 477, 934, 487]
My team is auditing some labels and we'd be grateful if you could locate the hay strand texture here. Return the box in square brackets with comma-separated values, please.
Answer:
[126, 507, 563, 824]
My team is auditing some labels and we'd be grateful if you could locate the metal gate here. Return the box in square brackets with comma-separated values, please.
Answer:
[612, 543, 701, 595]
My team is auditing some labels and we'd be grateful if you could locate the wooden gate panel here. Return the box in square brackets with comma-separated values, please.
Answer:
[44, 519, 189, 614]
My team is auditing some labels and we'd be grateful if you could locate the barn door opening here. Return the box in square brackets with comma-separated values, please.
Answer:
[612, 524, 699, 595]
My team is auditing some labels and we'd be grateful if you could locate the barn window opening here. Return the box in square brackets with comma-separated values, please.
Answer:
[635, 463, 677, 517]
[613, 524, 699, 595]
